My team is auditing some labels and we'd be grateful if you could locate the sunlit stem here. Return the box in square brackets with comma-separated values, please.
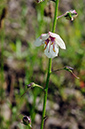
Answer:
[40, 0, 59, 129]
[32, 83, 44, 90]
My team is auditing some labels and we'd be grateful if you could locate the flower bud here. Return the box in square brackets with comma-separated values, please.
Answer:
[23, 116, 31, 125]
[27, 82, 35, 88]
[64, 66, 74, 72]
[64, 10, 78, 21]
[64, 66, 79, 79]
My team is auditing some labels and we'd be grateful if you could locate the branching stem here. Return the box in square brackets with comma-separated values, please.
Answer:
[40, 0, 59, 129]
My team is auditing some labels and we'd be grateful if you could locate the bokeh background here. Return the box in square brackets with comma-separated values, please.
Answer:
[0, 0, 85, 129]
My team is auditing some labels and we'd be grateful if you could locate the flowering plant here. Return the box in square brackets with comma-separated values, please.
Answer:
[34, 31, 66, 58]
[22, 1, 78, 129]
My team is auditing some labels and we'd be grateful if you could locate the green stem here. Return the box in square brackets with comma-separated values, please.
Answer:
[33, 84, 44, 90]
[52, 0, 59, 33]
[40, 59, 52, 129]
[40, 0, 59, 129]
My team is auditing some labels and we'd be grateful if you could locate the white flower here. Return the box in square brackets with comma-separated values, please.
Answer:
[34, 31, 66, 58]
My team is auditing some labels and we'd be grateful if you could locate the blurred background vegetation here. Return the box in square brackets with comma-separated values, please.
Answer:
[0, 0, 85, 129]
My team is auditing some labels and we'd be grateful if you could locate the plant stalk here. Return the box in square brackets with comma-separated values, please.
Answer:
[40, 0, 59, 129]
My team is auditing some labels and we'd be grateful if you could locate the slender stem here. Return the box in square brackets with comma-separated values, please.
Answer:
[57, 12, 66, 19]
[40, 0, 59, 129]
[33, 84, 44, 90]
[52, 0, 59, 33]
[40, 59, 52, 129]
[52, 68, 64, 72]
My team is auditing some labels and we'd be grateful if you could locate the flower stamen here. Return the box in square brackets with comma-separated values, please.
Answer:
[51, 42, 53, 45]
[50, 42, 56, 52]
[44, 41, 48, 51]
[45, 41, 48, 45]
[43, 46, 47, 51]
[53, 48, 56, 52]
[48, 43, 51, 52]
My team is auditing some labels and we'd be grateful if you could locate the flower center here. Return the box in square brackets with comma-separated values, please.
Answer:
[44, 36, 56, 52]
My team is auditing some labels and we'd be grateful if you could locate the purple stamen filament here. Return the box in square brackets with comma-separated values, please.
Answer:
[43, 36, 56, 52]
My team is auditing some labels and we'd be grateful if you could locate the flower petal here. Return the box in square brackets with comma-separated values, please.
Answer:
[34, 33, 49, 47]
[40, 33, 49, 40]
[55, 35, 66, 49]
[48, 31, 58, 38]
[44, 43, 59, 58]
[34, 37, 43, 47]
[48, 32, 66, 49]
